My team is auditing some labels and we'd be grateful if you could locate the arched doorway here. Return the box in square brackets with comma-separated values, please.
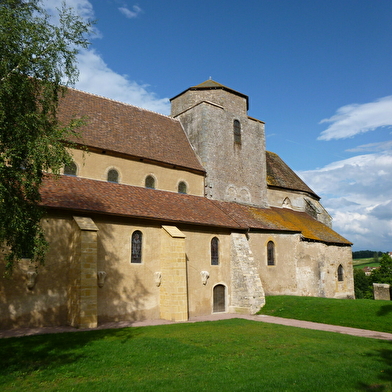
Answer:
[213, 284, 226, 313]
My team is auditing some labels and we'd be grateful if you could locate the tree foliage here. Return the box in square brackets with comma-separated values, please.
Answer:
[352, 250, 384, 259]
[354, 253, 392, 299]
[0, 0, 92, 274]
[353, 269, 373, 299]
[370, 253, 392, 285]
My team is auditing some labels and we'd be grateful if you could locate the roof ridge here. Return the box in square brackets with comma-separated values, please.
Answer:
[66, 86, 176, 121]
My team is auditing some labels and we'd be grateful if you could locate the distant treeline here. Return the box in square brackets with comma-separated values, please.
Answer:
[352, 250, 385, 259]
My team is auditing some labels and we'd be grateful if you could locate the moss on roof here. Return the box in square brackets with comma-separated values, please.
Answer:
[40, 175, 350, 246]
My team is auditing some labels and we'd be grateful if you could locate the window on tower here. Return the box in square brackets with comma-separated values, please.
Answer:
[234, 119, 241, 144]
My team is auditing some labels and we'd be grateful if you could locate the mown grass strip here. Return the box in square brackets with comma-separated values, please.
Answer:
[0, 319, 391, 391]
[259, 295, 392, 333]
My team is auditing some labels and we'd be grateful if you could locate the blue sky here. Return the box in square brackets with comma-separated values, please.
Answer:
[43, 0, 392, 251]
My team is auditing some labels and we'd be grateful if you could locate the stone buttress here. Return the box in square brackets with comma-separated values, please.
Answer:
[230, 233, 265, 314]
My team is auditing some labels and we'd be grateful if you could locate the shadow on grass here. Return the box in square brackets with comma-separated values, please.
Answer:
[377, 304, 392, 317]
[0, 326, 139, 381]
[358, 342, 392, 391]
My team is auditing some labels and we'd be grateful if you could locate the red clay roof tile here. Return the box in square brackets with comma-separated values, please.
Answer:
[40, 175, 351, 245]
[57, 88, 205, 173]
[40, 175, 243, 229]
[266, 151, 319, 199]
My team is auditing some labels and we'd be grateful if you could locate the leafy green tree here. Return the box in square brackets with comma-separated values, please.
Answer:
[353, 268, 373, 299]
[371, 253, 392, 285]
[0, 0, 92, 274]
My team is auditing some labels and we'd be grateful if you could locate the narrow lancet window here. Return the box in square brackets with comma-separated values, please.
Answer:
[338, 264, 344, 281]
[211, 237, 219, 265]
[131, 230, 142, 263]
[234, 119, 241, 144]
[267, 241, 275, 265]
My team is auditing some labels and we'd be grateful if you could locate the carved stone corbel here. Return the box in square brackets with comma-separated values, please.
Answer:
[97, 271, 107, 288]
[154, 272, 162, 287]
[200, 271, 209, 285]
[26, 270, 37, 290]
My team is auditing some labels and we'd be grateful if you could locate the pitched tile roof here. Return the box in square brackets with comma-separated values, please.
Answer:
[40, 175, 351, 245]
[57, 88, 205, 173]
[266, 151, 319, 199]
[213, 201, 351, 245]
[40, 175, 244, 229]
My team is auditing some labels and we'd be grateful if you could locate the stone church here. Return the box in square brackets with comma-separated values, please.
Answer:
[0, 80, 353, 329]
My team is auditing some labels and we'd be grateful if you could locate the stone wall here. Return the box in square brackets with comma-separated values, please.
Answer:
[267, 188, 332, 227]
[172, 91, 267, 208]
[297, 241, 354, 299]
[249, 231, 354, 298]
[183, 228, 232, 318]
[171, 88, 248, 118]
[68, 148, 205, 197]
[230, 233, 265, 314]
[373, 283, 391, 300]
[0, 215, 74, 329]
[250, 232, 300, 296]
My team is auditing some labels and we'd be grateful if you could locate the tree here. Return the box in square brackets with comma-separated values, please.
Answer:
[371, 253, 392, 285]
[353, 268, 373, 299]
[0, 0, 92, 275]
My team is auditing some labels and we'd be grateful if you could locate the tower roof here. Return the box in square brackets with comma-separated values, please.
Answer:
[266, 151, 319, 199]
[170, 79, 249, 110]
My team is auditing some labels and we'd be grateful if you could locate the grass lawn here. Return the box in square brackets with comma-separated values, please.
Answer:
[0, 319, 391, 391]
[353, 257, 380, 269]
[259, 296, 392, 333]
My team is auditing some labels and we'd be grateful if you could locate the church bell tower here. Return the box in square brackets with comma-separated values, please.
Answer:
[170, 80, 267, 208]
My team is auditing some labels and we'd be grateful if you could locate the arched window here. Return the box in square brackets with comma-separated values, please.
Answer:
[267, 241, 275, 266]
[211, 237, 219, 265]
[131, 230, 142, 264]
[145, 175, 155, 189]
[178, 181, 187, 194]
[282, 197, 292, 209]
[233, 119, 241, 144]
[337, 264, 344, 281]
[64, 161, 77, 176]
[213, 284, 226, 313]
[107, 169, 119, 183]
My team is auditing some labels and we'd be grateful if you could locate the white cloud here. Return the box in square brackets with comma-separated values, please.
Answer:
[346, 140, 392, 153]
[41, 1, 170, 114]
[75, 49, 170, 114]
[318, 96, 392, 141]
[119, 5, 143, 19]
[41, 0, 95, 23]
[298, 151, 392, 251]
